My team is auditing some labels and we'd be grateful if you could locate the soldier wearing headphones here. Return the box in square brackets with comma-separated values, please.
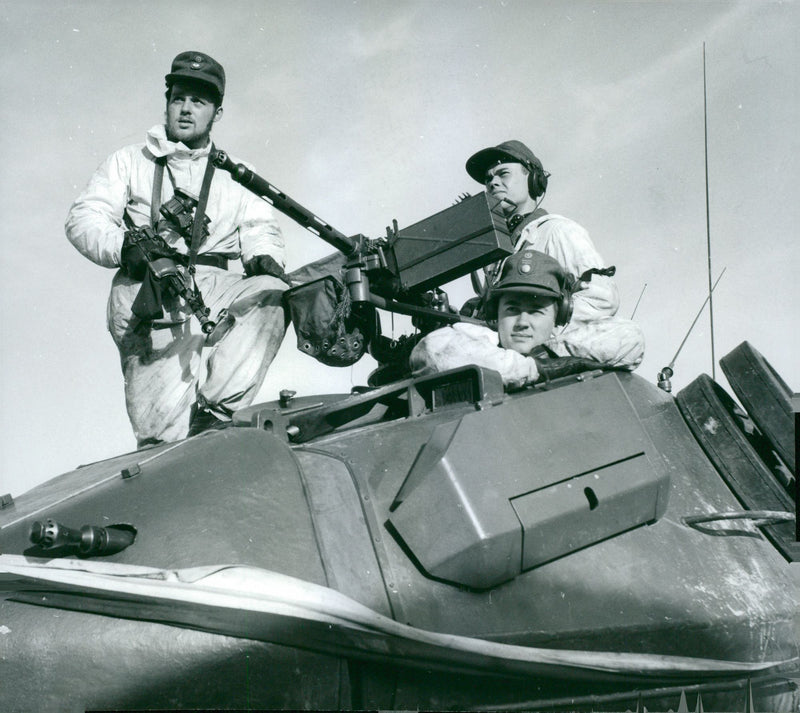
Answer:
[463, 140, 644, 368]
[410, 249, 642, 388]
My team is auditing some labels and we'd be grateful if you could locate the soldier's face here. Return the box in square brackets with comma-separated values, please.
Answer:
[497, 293, 557, 355]
[166, 82, 222, 149]
[484, 162, 533, 216]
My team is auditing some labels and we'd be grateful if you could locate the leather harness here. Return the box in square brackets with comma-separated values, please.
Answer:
[130, 150, 229, 271]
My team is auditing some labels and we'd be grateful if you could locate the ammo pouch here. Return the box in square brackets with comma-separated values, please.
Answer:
[283, 275, 372, 367]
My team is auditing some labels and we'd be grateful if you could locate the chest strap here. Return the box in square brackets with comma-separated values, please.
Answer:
[146, 151, 216, 258]
[188, 147, 216, 273]
[508, 207, 549, 245]
[150, 156, 167, 227]
[124, 152, 224, 274]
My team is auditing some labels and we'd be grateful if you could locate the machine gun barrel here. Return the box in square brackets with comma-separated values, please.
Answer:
[212, 150, 357, 256]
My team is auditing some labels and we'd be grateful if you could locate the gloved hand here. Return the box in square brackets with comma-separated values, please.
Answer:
[121, 227, 179, 281]
[533, 355, 608, 382]
[244, 254, 291, 285]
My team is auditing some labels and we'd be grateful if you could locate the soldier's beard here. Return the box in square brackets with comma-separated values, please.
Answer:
[166, 116, 215, 149]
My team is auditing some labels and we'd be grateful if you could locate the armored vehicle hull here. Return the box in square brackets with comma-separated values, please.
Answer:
[1, 347, 798, 711]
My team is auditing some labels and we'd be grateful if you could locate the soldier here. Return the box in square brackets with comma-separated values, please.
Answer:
[411, 249, 643, 388]
[66, 51, 289, 446]
[463, 140, 643, 366]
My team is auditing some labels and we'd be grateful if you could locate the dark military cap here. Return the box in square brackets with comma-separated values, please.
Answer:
[483, 249, 570, 321]
[491, 249, 566, 300]
[165, 51, 225, 101]
[465, 140, 545, 183]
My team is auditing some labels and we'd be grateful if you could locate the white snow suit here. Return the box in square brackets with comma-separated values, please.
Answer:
[66, 125, 287, 446]
[500, 213, 644, 364]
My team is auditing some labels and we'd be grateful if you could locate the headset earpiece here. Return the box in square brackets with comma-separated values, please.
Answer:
[555, 273, 576, 326]
[526, 163, 549, 200]
[555, 292, 572, 327]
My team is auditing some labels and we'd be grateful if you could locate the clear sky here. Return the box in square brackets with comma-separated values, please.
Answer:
[1, 0, 797, 498]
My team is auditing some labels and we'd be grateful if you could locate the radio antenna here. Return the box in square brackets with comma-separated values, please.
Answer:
[703, 42, 717, 380]
[630, 283, 647, 319]
[657, 267, 726, 392]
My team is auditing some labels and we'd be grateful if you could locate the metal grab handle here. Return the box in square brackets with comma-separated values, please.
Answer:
[682, 510, 794, 528]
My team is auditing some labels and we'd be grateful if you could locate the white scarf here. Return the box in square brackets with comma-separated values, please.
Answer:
[145, 124, 212, 160]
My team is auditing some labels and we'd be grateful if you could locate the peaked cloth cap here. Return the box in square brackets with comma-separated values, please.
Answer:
[165, 51, 225, 100]
[466, 140, 544, 183]
[483, 249, 568, 321]
[484, 248, 568, 315]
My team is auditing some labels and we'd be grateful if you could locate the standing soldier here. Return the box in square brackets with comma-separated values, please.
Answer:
[66, 51, 289, 446]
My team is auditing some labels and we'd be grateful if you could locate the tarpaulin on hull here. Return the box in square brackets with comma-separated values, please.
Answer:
[1, 554, 795, 684]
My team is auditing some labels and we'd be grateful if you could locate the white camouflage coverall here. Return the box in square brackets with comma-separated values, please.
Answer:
[66, 125, 287, 446]
[411, 213, 644, 386]
[510, 213, 643, 361]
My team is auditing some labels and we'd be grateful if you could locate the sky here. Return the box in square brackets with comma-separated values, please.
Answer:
[0, 0, 797, 498]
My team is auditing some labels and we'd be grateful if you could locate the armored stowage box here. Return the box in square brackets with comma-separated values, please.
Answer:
[389, 370, 671, 588]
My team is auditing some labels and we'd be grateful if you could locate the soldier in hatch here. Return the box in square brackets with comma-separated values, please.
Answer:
[461, 140, 644, 366]
[65, 51, 290, 446]
[410, 249, 643, 388]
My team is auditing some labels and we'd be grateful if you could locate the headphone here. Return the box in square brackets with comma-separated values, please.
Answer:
[523, 159, 550, 200]
[554, 273, 575, 326]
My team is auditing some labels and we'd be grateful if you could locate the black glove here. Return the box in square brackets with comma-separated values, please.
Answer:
[244, 254, 291, 285]
[533, 355, 608, 382]
[121, 227, 179, 281]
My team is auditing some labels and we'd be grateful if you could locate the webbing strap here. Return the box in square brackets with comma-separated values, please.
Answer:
[507, 207, 549, 245]
[188, 146, 216, 272]
[150, 156, 167, 228]
[121, 156, 166, 232]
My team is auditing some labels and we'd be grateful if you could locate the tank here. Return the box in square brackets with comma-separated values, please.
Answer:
[1, 171, 797, 712]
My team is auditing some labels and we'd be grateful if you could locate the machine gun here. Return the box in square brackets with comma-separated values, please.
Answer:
[212, 149, 514, 377]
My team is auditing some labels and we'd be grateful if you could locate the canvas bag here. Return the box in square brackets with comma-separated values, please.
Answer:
[283, 275, 372, 367]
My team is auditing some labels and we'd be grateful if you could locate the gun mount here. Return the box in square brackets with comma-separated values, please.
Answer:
[212, 150, 514, 366]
